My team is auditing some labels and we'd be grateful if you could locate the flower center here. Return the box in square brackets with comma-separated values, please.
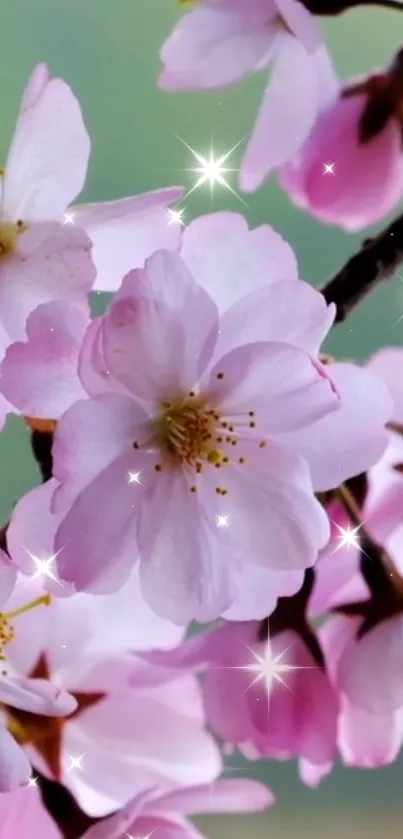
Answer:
[153, 394, 223, 469]
[0, 594, 51, 661]
[0, 220, 27, 257]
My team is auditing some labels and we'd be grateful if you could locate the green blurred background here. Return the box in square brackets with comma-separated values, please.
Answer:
[1, 1, 403, 835]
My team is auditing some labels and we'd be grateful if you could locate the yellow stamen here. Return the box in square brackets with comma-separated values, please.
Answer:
[0, 220, 28, 258]
[4, 594, 51, 621]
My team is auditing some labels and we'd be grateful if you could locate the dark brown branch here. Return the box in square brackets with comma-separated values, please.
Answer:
[302, 0, 403, 15]
[30, 429, 54, 483]
[37, 773, 97, 839]
[321, 211, 403, 323]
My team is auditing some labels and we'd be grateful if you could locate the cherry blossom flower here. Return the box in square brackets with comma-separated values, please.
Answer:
[47, 248, 341, 622]
[1, 63, 183, 292]
[82, 779, 274, 839]
[0, 786, 61, 838]
[280, 53, 403, 230]
[159, 0, 339, 190]
[0, 570, 220, 816]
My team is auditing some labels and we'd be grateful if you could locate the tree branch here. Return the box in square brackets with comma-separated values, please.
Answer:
[321, 211, 403, 323]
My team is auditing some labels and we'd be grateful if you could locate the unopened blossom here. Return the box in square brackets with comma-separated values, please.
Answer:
[0, 786, 61, 838]
[0, 569, 220, 816]
[159, 0, 339, 190]
[280, 50, 403, 230]
[83, 779, 274, 839]
[1, 63, 183, 292]
[47, 248, 343, 622]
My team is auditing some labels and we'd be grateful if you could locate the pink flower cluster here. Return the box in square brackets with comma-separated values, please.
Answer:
[0, 0, 403, 832]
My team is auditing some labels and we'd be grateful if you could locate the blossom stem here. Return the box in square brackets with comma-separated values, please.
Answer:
[321, 211, 403, 323]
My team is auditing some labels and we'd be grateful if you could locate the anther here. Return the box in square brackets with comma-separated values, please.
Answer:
[249, 411, 255, 417]
[133, 441, 140, 449]
[249, 421, 256, 428]
[239, 457, 246, 464]
[216, 372, 224, 380]
[190, 485, 197, 493]
[259, 440, 266, 448]
[154, 464, 162, 472]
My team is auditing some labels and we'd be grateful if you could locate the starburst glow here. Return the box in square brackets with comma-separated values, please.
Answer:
[167, 207, 186, 226]
[63, 211, 76, 225]
[127, 470, 142, 485]
[23, 548, 63, 584]
[178, 136, 246, 204]
[323, 162, 336, 175]
[333, 522, 362, 551]
[233, 634, 311, 700]
[67, 753, 85, 772]
[216, 514, 229, 528]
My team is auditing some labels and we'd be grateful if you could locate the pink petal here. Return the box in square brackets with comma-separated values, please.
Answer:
[0, 300, 88, 418]
[207, 341, 339, 434]
[0, 673, 76, 716]
[78, 318, 130, 398]
[5, 65, 90, 221]
[223, 565, 304, 621]
[180, 212, 298, 313]
[0, 784, 62, 835]
[137, 468, 239, 623]
[368, 347, 403, 424]
[206, 440, 330, 571]
[280, 93, 403, 231]
[339, 699, 403, 768]
[0, 222, 94, 342]
[240, 34, 322, 190]
[274, 0, 321, 52]
[159, 5, 276, 90]
[298, 758, 333, 787]
[55, 450, 146, 594]
[72, 189, 184, 292]
[153, 779, 275, 814]
[278, 363, 392, 491]
[52, 393, 149, 512]
[0, 727, 31, 791]
[216, 279, 334, 358]
[102, 251, 219, 403]
[337, 615, 403, 714]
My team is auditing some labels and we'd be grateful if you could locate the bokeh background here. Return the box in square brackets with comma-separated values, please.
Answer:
[1, 1, 403, 836]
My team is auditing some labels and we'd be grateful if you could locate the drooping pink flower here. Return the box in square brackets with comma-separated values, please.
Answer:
[0, 786, 61, 838]
[280, 58, 403, 230]
[0, 569, 220, 816]
[47, 248, 342, 622]
[159, 1, 339, 190]
[1, 64, 183, 292]
[130, 620, 338, 786]
[82, 779, 274, 839]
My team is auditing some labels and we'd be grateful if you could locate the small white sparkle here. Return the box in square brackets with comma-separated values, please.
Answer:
[125, 832, 154, 839]
[333, 522, 362, 551]
[167, 207, 186, 226]
[67, 754, 85, 772]
[216, 514, 230, 528]
[27, 776, 39, 788]
[178, 135, 247, 205]
[231, 634, 311, 700]
[63, 211, 76, 225]
[323, 162, 335, 175]
[127, 470, 142, 485]
[24, 548, 63, 584]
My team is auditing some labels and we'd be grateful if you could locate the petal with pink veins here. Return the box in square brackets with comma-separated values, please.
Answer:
[0, 727, 31, 792]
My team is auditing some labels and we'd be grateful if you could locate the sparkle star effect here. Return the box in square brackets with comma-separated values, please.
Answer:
[67, 754, 85, 772]
[23, 548, 64, 586]
[216, 514, 230, 528]
[178, 135, 247, 205]
[27, 776, 39, 788]
[167, 206, 186, 226]
[323, 162, 336, 175]
[333, 521, 362, 552]
[231, 634, 312, 700]
[125, 833, 155, 839]
[63, 211, 76, 225]
[127, 470, 142, 485]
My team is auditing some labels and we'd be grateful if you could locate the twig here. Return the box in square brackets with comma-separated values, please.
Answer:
[321, 211, 403, 323]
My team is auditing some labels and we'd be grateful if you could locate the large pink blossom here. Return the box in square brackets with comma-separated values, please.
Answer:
[0, 569, 220, 816]
[159, 0, 338, 190]
[0, 786, 61, 838]
[280, 70, 403, 230]
[47, 248, 343, 622]
[83, 780, 274, 839]
[0, 64, 183, 292]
